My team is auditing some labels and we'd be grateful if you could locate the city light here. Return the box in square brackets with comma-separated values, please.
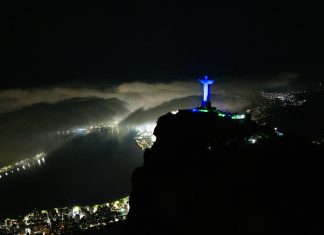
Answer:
[261, 91, 306, 107]
[248, 137, 257, 144]
[0, 152, 47, 180]
[134, 124, 157, 150]
[56, 121, 120, 138]
[274, 128, 284, 137]
[0, 197, 130, 234]
[248, 90, 307, 122]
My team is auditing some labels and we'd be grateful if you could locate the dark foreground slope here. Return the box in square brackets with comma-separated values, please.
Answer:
[126, 110, 324, 234]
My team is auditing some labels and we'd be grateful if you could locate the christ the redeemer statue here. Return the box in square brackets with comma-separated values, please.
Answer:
[199, 75, 214, 108]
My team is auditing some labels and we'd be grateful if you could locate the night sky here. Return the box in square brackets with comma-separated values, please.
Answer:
[3, 3, 324, 88]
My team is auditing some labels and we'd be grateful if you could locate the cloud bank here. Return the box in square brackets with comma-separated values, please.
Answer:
[0, 72, 299, 114]
[0, 72, 300, 165]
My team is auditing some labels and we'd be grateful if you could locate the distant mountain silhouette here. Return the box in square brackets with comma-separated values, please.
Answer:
[126, 109, 324, 234]
[0, 97, 127, 133]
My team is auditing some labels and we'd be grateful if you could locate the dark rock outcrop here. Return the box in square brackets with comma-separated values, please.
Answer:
[127, 110, 324, 234]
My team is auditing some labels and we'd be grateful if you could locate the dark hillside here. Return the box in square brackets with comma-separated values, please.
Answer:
[126, 110, 324, 234]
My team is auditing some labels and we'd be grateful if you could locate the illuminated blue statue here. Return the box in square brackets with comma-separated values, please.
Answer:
[199, 75, 214, 108]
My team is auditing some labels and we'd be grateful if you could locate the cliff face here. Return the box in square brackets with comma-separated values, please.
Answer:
[127, 110, 324, 235]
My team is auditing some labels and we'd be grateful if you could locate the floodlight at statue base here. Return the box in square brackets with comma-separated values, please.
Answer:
[201, 101, 212, 109]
